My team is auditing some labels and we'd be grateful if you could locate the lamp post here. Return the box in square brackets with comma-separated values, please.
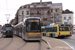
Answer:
[5, 14, 10, 24]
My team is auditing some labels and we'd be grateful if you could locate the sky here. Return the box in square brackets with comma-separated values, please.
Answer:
[0, 0, 75, 26]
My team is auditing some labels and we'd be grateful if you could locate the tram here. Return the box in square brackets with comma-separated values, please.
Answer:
[2, 24, 13, 37]
[14, 17, 42, 41]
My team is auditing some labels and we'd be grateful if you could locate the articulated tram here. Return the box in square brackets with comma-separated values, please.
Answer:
[2, 24, 13, 37]
[14, 17, 42, 41]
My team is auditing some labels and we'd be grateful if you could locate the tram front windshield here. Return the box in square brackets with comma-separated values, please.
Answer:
[5, 27, 12, 31]
[26, 22, 41, 32]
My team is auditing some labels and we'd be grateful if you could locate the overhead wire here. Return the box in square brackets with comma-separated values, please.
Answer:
[5, 0, 10, 23]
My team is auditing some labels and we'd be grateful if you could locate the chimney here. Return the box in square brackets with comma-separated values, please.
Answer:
[40, 0, 42, 4]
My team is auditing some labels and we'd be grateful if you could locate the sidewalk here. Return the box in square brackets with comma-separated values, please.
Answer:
[0, 34, 2, 38]
[42, 36, 73, 50]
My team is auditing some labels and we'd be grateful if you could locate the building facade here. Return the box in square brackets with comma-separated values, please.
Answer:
[30, 2, 52, 25]
[15, 1, 62, 26]
[18, 4, 30, 23]
[62, 9, 73, 25]
[50, 3, 62, 24]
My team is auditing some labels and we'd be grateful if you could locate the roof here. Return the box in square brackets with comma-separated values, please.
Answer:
[24, 4, 31, 6]
[31, 1, 52, 5]
[62, 9, 73, 14]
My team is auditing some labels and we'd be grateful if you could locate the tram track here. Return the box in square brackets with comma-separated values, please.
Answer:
[1, 37, 13, 50]
[18, 41, 41, 50]
[18, 39, 51, 50]
[0, 38, 4, 42]
[18, 42, 27, 50]
[39, 41, 41, 50]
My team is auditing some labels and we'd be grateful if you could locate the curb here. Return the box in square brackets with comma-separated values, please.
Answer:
[42, 39, 52, 50]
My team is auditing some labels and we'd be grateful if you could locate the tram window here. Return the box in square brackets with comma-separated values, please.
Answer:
[59, 27, 70, 31]
[65, 27, 70, 31]
[49, 28, 52, 32]
[26, 22, 41, 32]
[53, 27, 57, 32]
[46, 28, 50, 32]
[42, 29, 46, 32]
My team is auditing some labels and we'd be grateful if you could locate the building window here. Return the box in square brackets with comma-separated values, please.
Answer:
[24, 6, 26, 8]
[22, 11, 24, 15]
[44, 10, 47, 13]
[37, 10, 39, 14]
[44, 15, 47, 18]
[64, 17, 66, 20]
[48, 15, 50, 18]
[41, 15, 43, 19]
[69, 17, 71, 19]
[44, 7, 46, 9]
[31, 10, 33, 13]
[51, 9, 53, 12]
[26, 11, 29, 15]
[51, 15, 53, 18]
[37, 15, 39, 17]
[41, 9, 43, 14]
[47, 10, 50, 14]
[34, 6, 36, 8]
[55, 14, 60, 19]
[55, 8, 59, 12]
[28, 6, 30, 8]
[34, 10, 37, 13]
[43, 18, 47, 21]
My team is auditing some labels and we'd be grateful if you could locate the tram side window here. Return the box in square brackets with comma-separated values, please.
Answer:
[59, 27, 70, 31]
[42, 29, 46, 32]
[53, 27, 57, 32]
[46, 28, 50, 32]
[19, 27, 22, 33]
[49, 28, 52, 32]
[65, 27, 70, 31]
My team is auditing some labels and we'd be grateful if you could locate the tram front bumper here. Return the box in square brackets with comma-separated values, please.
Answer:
[25, 36, 42, 40]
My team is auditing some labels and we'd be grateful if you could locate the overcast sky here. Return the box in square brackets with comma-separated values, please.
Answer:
[0, 0, 75, 25]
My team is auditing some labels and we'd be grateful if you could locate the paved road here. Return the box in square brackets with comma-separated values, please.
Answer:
[57, 33, 75, 50]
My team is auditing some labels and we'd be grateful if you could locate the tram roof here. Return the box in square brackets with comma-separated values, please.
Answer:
[23, 17, 41, 22]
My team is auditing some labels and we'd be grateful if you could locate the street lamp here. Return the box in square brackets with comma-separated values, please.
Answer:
[5, 14, 10, 24]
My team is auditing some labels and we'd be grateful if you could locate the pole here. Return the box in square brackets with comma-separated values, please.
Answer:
[5, 14, 10, 24]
